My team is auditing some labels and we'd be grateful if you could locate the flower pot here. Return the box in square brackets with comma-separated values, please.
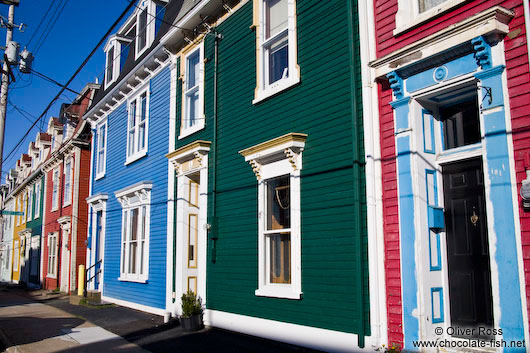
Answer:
[180, 313, 202, 332]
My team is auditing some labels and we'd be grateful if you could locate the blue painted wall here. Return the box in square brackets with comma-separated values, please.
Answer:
[91, 66, 170, 310]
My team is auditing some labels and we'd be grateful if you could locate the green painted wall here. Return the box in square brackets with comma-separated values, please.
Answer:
[174, 0, 369, 336]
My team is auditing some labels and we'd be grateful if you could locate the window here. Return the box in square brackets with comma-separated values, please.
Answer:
[265, 175, 291, 284]
[419, 0, 448, 12]
[180, 44, 205, 138]
[105, 45, 115, 86]
[52, 169, 59, 211]
[96, 121, 107, 179]
[127, 88, 149, 163]
[63, 158, 72, 206]
[22, 193, 27, 223]
[394, 0, 465, 35]
[239, 133, 306, 299]
[27, 188, 33, 221]
[47, 233, 58, 277]
[135, 1, 153, 59]
[440, 97, 480, 150]
[254, 0, 299, 103]
[34, 181, 41, 219]
[115, 182, 152, 282]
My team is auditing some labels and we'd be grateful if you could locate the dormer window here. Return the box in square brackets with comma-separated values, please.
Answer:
[134, 0, 164, 60]
[106, 46, 115, 86]
[104, 35, 132, 89]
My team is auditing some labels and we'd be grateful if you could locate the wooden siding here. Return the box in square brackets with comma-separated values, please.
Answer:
[91, 67, 170, 310]
[174, 0, 369, 335]
[373, 0, 530, 345]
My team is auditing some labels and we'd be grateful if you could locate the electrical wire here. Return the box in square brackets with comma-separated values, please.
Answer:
[2, 0, 138, 168]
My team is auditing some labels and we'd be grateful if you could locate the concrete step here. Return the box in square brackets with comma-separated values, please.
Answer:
[86, 290, 101, 303]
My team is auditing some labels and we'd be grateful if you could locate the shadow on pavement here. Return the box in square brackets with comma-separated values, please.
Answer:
[0, 316, 84, 346]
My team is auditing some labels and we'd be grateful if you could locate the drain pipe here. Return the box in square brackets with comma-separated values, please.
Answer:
[209, 30, 223, 263]
[524, 0, 530, 72]
[347, 0, 366, 348]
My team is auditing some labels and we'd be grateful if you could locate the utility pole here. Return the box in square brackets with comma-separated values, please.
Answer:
[0, 3, 15, 181]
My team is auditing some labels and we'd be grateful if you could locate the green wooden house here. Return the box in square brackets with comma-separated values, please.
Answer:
[162, 0, 379, 350]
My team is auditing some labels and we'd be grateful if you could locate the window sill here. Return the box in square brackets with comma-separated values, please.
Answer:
[118, 276, 148, 284]
[255, 286, 302, 300]
[252, 75, 301, 105]
[95, 172, 106, 181]
[46, 274, 57, 279]
[178, 123, 205, 140]
[125, 151, 147, 166]
[51, 207, 58, 213]
[393, 0, 467, 36]
[63, 201, 72, 208]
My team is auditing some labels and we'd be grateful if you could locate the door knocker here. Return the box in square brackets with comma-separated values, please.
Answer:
[470, 210, 479, 227]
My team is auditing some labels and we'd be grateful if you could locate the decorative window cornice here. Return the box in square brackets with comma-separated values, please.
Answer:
[166, 140, 211, 175]
[114, 181, 152, 208]
[239, 133, 307, 181]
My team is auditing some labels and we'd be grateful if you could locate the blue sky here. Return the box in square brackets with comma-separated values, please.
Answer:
[1, 0, 134, 177]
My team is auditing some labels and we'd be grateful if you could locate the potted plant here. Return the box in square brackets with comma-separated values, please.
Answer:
[180, 290, 203, 331]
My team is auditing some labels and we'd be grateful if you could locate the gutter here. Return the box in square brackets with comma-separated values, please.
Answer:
[347, 0, 366, 348]
[209, 30, 223, 263]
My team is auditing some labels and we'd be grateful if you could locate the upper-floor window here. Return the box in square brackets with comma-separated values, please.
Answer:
[63, 158, 72, 206]
[254, 0, 299, 103]
[52, 169, 59, 211]
[22, 193, 27, 223]
[96, 121, 107, 179]
[180, 44, 205, 138]
[419, 0, 448, 12]
[127, 87, 149, 163]
[27, 188, 33, 222]
[103, 36, 132, 89]
[34, 180, 41, 219]
[394, 0, 465, 35]
[106, 45, 115, 86]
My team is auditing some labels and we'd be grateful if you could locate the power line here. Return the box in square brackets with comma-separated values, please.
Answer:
[25, 0, 56, 49]
[3, 0, 138, 166]
[32, 0, 71, 57]
[30, 68, 82, 96]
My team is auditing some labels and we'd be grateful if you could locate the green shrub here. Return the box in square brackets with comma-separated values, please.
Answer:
[181, 290, 203, 318]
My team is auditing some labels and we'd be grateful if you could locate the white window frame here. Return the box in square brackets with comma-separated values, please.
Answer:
[239, 133, 306, 299]
[52, 168, 60, 211]
[95, 120, 108, 180]
[105, 43, 118, 88]
[394, 0, 466, 35]
[27, 188, 33, 222]
[115, 182, 152, 283]
[63, 158, 73, 207]
[34, 180, 41, 219]
[47, 233, 58, 278]
[179, 43, 205, 139]
[135, 0, 155, 60]
[22, 192, 27, 223]
[253, 0, 300, 104]
[126, 86, 150, 164]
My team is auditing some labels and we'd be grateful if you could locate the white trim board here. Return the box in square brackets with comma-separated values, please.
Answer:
[205, 310, 377, 353]
[101, 295, 167, 317]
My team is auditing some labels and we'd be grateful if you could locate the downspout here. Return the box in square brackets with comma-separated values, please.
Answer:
[347, 0, 366, 348]
[209, 30, 223, 263]
[524, 0, 530, 72]
[172, 173, 177, 302]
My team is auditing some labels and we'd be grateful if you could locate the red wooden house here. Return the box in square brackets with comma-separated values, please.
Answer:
[362, 0, 530, 350]
[41, 84, 99, 292]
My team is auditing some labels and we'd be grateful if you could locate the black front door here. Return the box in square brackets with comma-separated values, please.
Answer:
[443, 158, 494, 335]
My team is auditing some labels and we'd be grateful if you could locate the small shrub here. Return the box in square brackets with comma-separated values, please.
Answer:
[181, 290, 203, 318]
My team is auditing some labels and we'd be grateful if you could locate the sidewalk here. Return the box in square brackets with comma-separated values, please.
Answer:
[0, 285, 321, 353]
[0, 285, 147, 353]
